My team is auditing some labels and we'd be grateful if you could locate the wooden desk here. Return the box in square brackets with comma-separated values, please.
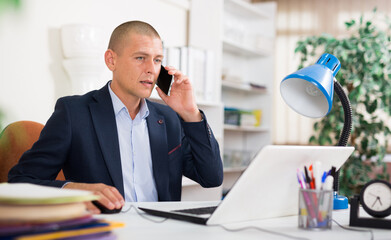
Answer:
[99, 202, 390, 240]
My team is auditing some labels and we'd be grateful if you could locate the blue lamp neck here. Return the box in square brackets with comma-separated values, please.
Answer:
[316, 53, 341, 77]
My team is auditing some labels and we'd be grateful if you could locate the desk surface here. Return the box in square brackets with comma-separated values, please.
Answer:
[99, 202, 390, 240]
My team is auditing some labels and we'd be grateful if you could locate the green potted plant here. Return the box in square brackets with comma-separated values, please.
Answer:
[295, 9, 391, 197]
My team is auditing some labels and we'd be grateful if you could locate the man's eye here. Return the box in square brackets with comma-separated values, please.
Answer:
[136, 57, 144, 60]
[155, 59, 162, 63]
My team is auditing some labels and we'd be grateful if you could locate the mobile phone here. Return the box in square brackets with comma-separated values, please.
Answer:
[156, 65, 172, 95]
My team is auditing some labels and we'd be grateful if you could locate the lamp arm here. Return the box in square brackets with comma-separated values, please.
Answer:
[334, 80, 352, 147]
[333, 80, 353, 193]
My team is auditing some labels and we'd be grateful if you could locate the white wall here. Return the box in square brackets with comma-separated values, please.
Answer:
[0, 0, 189, 127]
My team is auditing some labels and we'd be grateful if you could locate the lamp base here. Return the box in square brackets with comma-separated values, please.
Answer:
[333, 192, 348, 209]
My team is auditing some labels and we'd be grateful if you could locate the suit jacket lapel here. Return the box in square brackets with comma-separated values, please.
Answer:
[89, 84, 124, 196]
[146, 101, 170, 200]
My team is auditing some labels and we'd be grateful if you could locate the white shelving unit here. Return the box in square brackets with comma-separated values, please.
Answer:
[187, 0, 276, 197]
[221, 0, 276, 192]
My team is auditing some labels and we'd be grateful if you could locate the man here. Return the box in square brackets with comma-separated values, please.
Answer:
[8, 21, 223, 213]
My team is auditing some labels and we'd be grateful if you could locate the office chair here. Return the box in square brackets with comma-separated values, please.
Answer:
[0, 121, 65, 182]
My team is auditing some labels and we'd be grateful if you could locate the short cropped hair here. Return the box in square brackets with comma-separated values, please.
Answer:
[108, 20, 161, 54]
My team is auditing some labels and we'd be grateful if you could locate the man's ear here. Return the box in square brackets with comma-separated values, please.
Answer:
[104, 49, 116, 71]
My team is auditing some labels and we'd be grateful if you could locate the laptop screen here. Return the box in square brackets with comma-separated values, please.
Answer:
[207, 145, 354, 225]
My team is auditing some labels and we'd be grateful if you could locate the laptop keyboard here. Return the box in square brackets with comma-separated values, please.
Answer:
[172, 206, 218, 215]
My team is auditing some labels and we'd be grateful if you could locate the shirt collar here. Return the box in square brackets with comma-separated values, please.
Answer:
[108, 82, 149, 119]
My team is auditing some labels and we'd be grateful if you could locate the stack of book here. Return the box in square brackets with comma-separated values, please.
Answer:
[0, 183, 124, 240]
[224, 107, 262, 127]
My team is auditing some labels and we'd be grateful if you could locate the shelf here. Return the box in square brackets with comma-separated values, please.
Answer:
[224, 0, 268, 19]
[224, 124, 269, 132]
[221, 80, 267, 94]
[222, 38, 270, 57]
[196, 100, 223, 108]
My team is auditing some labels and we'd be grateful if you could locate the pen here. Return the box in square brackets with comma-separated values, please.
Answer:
[313, 161, 322, 190]
[309, 163, 321, 222]
[322, 175, 334, 190]
[297, 169, 307, 189]
[329, 166, 336, 191]
[297, 169, 318, 227]
[304, 166, 311, 189]
[319, 175, 334, 223]
[321, 171, 327, 183]
[308, 165, 315, 189]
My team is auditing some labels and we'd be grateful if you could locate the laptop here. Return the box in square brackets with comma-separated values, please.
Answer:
[139, 145, 354, 225]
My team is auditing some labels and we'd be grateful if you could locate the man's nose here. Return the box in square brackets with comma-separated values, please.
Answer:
[146, 59, 158, 75]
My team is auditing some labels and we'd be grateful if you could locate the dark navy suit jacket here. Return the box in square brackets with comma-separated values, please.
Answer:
[8, 83, 223, 201]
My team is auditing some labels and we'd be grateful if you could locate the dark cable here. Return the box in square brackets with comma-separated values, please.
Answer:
[121, 205, 168, 223]
[120, 206, 373, 240]
[332, 219, 373, 240]
[210, 224, 310, 240]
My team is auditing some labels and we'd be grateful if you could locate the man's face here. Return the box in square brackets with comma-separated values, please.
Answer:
[111, 33, 163, 100]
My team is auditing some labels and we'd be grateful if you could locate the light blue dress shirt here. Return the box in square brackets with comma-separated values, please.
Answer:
[108, 83, 158, 202]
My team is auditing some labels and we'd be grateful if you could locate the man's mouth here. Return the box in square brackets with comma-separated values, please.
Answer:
[140, 80, 154, 85]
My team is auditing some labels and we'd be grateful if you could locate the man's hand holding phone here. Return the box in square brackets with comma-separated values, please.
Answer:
[156, 65, 202, 122]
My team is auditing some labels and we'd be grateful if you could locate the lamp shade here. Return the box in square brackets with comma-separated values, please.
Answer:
[280, 53, 341, 118]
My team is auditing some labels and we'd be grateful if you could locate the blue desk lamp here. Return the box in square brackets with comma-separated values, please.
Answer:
[280, 53, 352, 209]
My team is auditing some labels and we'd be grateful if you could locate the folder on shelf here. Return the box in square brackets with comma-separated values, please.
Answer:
[204, 50, 215, 102]
[166, 47, 181, 70]
[179, 46, 188, 75]
[187, 47, 205, 100]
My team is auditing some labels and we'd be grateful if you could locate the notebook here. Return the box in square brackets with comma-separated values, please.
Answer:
[0, 183, 98, 204]
[139, 145, 354, 225]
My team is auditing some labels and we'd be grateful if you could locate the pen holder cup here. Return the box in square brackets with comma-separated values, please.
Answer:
[298, 188, 333, 230]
